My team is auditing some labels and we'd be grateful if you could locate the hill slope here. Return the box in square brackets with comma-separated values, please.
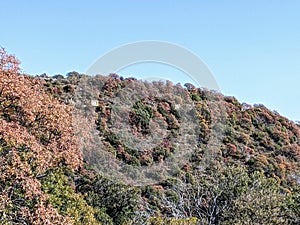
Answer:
[0, 49, 299, 224]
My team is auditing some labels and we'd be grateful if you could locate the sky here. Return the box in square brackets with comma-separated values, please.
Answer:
[0, 0, 300, 121]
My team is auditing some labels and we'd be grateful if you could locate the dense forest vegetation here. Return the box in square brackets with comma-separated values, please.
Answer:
[0, 48, 299, 224]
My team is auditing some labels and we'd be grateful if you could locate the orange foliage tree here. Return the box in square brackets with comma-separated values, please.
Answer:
[0, 48, 82, 224]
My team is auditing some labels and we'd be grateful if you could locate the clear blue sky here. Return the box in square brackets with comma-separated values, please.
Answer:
[1, 0, 299, 121]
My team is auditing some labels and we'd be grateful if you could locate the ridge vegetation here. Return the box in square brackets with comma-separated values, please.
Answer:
[0, 49, 299, 224]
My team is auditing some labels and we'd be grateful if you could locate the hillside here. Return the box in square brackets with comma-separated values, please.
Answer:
[0, 49, 299, 224]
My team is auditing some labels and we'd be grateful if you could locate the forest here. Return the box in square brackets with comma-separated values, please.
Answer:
[0, 48, 299, 224]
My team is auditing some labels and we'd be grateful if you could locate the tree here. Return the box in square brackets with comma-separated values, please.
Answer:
[142, 166, 294, 225]
[0, 48, 84, 224]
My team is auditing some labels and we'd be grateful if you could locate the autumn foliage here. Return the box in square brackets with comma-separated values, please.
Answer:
[0, 48, 83, 224]
[1, 48, 300, 224]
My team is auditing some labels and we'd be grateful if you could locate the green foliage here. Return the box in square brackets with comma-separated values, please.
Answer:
[284, 185, 300, 224]
[190, 92, 202, 101]
[145, 166, 298, 225]
[147, 217, 198, 225]
[132, 100, 154, 134]
[77, 175, 140, 225]
[221, 171, 290, 224]
[40, 168, 100, 225]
